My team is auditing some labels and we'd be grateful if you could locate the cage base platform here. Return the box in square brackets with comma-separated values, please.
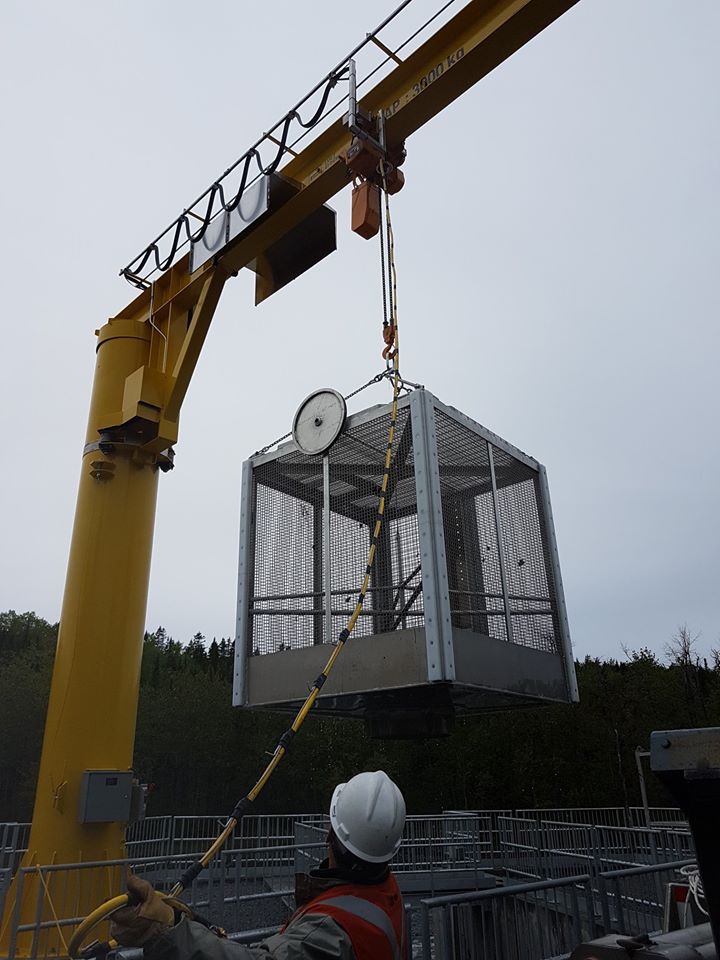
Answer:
[244, 626, 570, 738]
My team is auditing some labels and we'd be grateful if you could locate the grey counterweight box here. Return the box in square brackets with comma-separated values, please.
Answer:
[233, 388, 578, 738]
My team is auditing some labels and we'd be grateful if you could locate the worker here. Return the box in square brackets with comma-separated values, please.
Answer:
[111, 770, 407, 959]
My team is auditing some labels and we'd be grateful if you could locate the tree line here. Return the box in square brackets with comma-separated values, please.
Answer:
[1, 610, 718, 821]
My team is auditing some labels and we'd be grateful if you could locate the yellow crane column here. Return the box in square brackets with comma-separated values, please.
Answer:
[1, 317, 159, 957]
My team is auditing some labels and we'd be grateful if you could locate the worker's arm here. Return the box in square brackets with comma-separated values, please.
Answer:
[146, 914, 354, 960]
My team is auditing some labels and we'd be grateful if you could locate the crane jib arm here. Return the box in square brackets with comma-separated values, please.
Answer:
[117, 0, 578, 328]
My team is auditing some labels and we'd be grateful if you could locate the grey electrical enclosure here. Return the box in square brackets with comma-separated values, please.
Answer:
[78, 770, 133, 824]
[234, 389, 578, 738]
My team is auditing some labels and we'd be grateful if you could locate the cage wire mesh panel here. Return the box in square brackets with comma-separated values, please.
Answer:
[433, 409, 508, 644]
[433, 409, 560, 655]
[248, 402, 421, 654]
[327, 403, 423, 641]
[493, 446, 558, 652]
[234, 389, 577, 730]
[251, 451, 324, 654]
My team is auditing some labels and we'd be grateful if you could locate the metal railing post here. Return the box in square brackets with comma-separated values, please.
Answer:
[613, 876, 626, 932]
[30, 868, 45, 959]
[0, 869, 11, 921]
[420, 902, 432, 960]
[8, 867, 25, 959]
[534, 820, 544, 878]
[598, 874, 612, 933]
[582, 877, 598, 942]
[592, 825, 604, 876]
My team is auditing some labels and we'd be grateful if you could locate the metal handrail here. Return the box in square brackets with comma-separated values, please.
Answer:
[420, 872, 592, 908]
[598, 858, 695, 880]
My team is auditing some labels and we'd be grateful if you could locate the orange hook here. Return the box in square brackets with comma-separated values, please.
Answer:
[382, 322, 396, 361]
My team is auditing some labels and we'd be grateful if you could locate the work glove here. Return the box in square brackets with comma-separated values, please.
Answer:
[110, 875, 176, 947]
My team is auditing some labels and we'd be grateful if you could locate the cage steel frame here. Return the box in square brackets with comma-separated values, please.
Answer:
[233, 389, 577, 736]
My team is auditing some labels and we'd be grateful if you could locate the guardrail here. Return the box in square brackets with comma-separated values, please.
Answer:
[518, 806, 688, 830]
[124, 815, 173, 859]
[124, 812, 330, 859]
[1, 811, 695, 889]
[0, 822, 29, 873]
[416, 858, 698, 960]
[597, 858, 696, 937]
[495, 816, 695, 882]
[518, 806, 628, 827]
[627, 807, 689, 830]
[0, 807, 695, 954]
[4, 838, 328, 960]
[1, 838, 699, 960]
[418, 873, 596, 960]
[2, 807, 687, 869]
[293, 814, 494, 889]
[0, 815, 497, 957]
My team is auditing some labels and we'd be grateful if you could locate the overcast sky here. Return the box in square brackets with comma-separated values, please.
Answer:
[1, 0, 718, 664]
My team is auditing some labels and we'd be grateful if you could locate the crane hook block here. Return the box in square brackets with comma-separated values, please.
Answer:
[343, 137, 384, 180]
[351, 181, 381, 239]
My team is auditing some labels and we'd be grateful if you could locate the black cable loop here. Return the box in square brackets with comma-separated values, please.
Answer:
[122, 69, 346, 281]
[224, 152, 258, 214]
[187, 182, 226, 243]
[119, 0, 458, 284]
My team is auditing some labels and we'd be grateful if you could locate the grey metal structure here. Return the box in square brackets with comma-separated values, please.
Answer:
[233, 388, 578, 736]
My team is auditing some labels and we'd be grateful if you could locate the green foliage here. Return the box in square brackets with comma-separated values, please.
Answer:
[1, 610, 719, 820]
[0, 612, 56, 818]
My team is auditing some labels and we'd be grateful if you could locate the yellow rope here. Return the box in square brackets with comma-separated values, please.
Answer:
[197, 165, 401, 839]
[35, 864, 70, 956]
[69, 174, 401, 959]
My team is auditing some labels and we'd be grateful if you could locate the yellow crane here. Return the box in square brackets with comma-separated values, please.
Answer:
[0, 1, 580, 955]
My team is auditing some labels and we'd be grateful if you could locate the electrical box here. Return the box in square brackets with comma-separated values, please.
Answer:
[234, 388, 578, 738]
[78, 770, 133, 824]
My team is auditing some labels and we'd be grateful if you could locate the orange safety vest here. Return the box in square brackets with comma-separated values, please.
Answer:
[287, 872, 406, 960]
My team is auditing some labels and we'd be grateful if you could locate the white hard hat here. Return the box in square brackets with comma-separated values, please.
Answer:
[329, 771, 406, 863]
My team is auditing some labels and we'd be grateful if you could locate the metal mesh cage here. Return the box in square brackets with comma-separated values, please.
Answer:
[235, 388, 577, 723]
[249, 403, 423, 655]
